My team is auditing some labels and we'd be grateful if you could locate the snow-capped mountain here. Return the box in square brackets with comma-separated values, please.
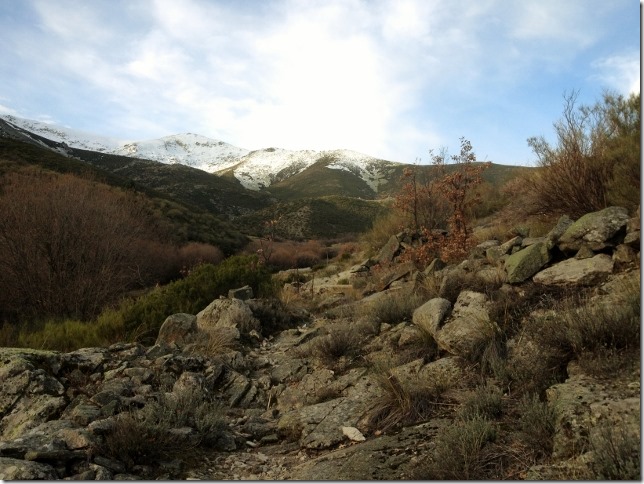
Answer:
[0, 114, 401, 192]
[112, 134, 249, 173]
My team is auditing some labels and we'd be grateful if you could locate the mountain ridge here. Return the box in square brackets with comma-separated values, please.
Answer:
[0, 114, 403, 193]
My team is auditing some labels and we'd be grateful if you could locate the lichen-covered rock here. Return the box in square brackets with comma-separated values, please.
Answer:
[412, 298, 451, 336]
[376, 234, 401, 265]
[558, 206, 629, 253]
[429, 291, 498, 359]
[0, 457, 58, 480]
[197, 298, 260, 338]
[533, 254, 614, 286]
[156, 313, 198, 347]
[504, 241, 551, 284]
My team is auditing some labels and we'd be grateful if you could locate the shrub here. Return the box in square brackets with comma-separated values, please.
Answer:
[102, 388, 226, 472]
[16, 319, 106, 352]
[590, 419, 640, 480]
[367, 366, 452, 432]
[416, 415, 498, 480]
[517, 393, 557, 458]
[459, 383, 503, 420]
[526, 90, 640, 218]
[94, 255, 273, 346]
[362, 290, 426, 325]
[0, 171, 173, 321]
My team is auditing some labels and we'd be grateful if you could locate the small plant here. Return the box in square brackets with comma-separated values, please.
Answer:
[363, 290, 426, 325]
[102, 388, 226, 471]
[416, 415, 498, 480]
[517, 393, 557, 458]
[367, 366, 452, 432]
[589, 419, 640, 480]
[459, 383, 503, 420]
[191, 326, 238, 356]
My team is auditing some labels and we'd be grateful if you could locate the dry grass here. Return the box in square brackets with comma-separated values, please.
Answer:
[415, 415, 498, 480]
[367, 365, 453, 433]
[102, 388, 226, 470]
[589, 418, 641, 480]
[191, 326, 238, 356]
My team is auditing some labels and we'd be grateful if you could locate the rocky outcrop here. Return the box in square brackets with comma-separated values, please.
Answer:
[557, 206, 629, 253]
[1, 205, 639, 480]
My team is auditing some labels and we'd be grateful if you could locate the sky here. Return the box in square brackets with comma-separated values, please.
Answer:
[0, 0, 639, 166]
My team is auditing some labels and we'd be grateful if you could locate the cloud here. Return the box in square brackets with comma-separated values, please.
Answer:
[591, 52, 640, 95]
[1, 0, 634, 165]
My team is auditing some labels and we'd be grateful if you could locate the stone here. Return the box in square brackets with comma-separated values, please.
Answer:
[613, 244, 638, 269]
[228, 285, 254, 300]
[470, 240, 499, 259]
[430, 291, 499, 359]
[558, 206, 629, 253]
[623, 230, 640, 248]
[156, 313, 198, 347]
[423, 257, 446, 275]
[533, 254, 614, 286]
[0, 457, 58, 480]
[504, 242, 550, 284]
[412, 298, 452, 335]
[197, 298, 260, 337]
[545, 215, 574, 249]
[485, 236, 522, 263]
[376, 234, 400, 265]
[342, 426, 366, 442]
[574, 245, 595, 259]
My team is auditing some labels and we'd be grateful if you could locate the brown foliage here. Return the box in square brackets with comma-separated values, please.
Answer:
[395, 138, 489, 265]
[0, 171, 175, 321]
[526, 90, 640, 218]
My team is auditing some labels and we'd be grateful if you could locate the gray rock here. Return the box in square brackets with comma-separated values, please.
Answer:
[197, 298, 260, 337]
[533, 254, 614, 286]
[430, 291, 499, 359]
[485, 236, 522, 263]
[0, 457, 58, 480]
[376, 234, 401, 265]
[546, 215, 574, 248]
[504, 242, 551, 284]
[156, 313, 198, 347]
[558, 206, 629, 253]
[412, 298, 451, 335]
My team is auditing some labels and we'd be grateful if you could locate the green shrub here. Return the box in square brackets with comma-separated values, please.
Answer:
[362, 291, 425, 325]
[16, 318, 107, 352]
[98, 254, 274, 345]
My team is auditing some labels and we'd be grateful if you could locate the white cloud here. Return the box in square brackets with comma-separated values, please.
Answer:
[591, 53, 640, 95]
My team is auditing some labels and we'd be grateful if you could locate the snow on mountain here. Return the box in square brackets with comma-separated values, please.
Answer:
[112, 134, 250, 173]
[1, 114, 402, 192]
[323, 149, 398, 191]
[230, 147, 320, 190]
[1, 115, 124, 152]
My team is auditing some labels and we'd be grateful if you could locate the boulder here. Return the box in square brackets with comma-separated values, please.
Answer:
[546, 215, 574, 249]
[430, 291, 498, 359]
[197, 298, 260, 338]
[470, 240, 499, 259]
[0, 457, 58, 480]
[155, 313, 198, 347]
[533, 254, 614, 286]
[412, 298, 451, 335]
[376, 234, 401, 265]
[558, 206, 629, 253]
[504, 241, 551, 284]
[485, 236, 522, 263]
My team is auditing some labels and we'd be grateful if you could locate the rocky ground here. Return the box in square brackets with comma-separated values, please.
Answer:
[0, 205, 640, 480]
